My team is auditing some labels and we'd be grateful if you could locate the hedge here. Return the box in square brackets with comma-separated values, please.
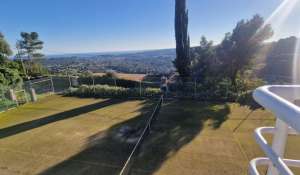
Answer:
[78, 76, 162, 89]
[65, 85, 161, 98]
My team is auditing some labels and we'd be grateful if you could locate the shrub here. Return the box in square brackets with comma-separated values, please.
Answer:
[193, 77, 265, 101]
[105, 70, 117, 78]
[65, 85, 161, 98]
[78, 76, 139, 88]
[0, 98, 17, 111]
[167, 78, 242, 101]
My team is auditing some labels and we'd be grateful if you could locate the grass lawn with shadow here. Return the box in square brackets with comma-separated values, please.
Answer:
[0, 95, 299, 175]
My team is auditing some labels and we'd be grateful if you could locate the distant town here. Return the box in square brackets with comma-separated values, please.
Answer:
[44, 48, 176, 75]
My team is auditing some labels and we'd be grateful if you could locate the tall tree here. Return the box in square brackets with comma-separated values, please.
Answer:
[217, 14, 273, 87]
[174, 0, 191, 79]
[18, 32, 44, 60]
[17, 32, 47, 78]
[191, 36, 215, 82]
[0, 32, 22, 87]
[0, 32, 12, 63]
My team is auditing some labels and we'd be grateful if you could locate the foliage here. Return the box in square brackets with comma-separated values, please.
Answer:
[217, 15, 273, 86]
[0, 33, 23, 89]
[0, 32, 12, 63]
[105, 70, 118, 79]
[65, 85, 161, 98]
[191, 36, 216, 82]
[166, 75, 264, 101]
[0, 68, 19, 90]
[0, 62, 23, 89]
[80, 71, 93, 77]
[78, 75, 138, 88]
[23, 60, 49, 77]
[174, 0, 191, 79]
[16, 32, 47, 78]
[0, 97, 17, 112]
[18, 32, 44, 60]
[208, 77, 263, 100]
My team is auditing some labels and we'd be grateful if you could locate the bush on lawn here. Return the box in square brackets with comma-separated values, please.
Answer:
[0, 98, 17, 111]
[65, 85, 161, 98]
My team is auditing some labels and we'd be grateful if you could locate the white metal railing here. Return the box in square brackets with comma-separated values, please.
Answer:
[250, 85, 300, 175]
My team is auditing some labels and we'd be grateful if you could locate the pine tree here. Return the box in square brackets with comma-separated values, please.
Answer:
[17, 32, 46, 78]
[217, 15, 273, 87]
[18, 32, 44, 60]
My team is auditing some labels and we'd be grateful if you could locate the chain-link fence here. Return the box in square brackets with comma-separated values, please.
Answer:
[0, 87, 18, 112]
[0, 75, 76, 113]
[0, 74, 255, 112]
[73, 75, 244, 100]
[0, 83, 29, 112]
[28, 78, 54, 96]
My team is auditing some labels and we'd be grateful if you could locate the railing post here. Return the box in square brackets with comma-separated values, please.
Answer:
[30, 88, 38, 102]
[267, 118, 289, 175]
[9, 89, 18, 106]
[139, 81, 142, 97]
[50, 76, 55, 93]
[71, 76, 79, 87]
[194, 79, 196, 99]
[92, 75, 95, 94]
[114, 77, 117, 86]
[68, 75, 72, 88]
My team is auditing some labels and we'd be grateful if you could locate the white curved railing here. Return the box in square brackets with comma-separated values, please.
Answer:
[250, 85, 300, 175]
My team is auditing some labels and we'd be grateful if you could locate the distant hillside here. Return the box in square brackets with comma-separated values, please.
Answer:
[44, 48, 176, 75]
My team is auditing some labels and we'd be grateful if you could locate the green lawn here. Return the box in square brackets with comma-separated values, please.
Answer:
[0, 95, 299, 175]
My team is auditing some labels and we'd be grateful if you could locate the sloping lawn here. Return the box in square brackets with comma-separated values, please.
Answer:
[0, 95, 154, 175]
[0, 95, 299, 175]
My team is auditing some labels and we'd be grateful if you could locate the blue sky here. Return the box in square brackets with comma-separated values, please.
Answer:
[0, 0, 299, 54]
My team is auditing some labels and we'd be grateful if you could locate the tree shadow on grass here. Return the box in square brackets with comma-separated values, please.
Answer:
[0, 98, 125, 139]
[131, 100, 230, 174]
[38, 100, 230, 175]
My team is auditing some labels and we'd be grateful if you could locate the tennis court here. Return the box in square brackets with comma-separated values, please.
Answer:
[0, 95, 299, 175]
[0, 95, 155, 175]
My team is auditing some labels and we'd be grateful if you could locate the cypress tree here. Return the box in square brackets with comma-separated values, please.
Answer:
[174, 0, 191, 79]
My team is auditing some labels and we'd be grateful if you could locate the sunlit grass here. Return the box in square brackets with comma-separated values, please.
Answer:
[0, 95, 299, 175]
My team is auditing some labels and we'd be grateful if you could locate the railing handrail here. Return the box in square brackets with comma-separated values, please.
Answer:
[253, 85, 300, 133]
[250, 85, 300, 175]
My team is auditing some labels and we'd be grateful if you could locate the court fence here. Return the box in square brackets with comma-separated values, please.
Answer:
[0, 75, 76, 113]
[0, 75, 252, 113]
[74, 76, 244, 101]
